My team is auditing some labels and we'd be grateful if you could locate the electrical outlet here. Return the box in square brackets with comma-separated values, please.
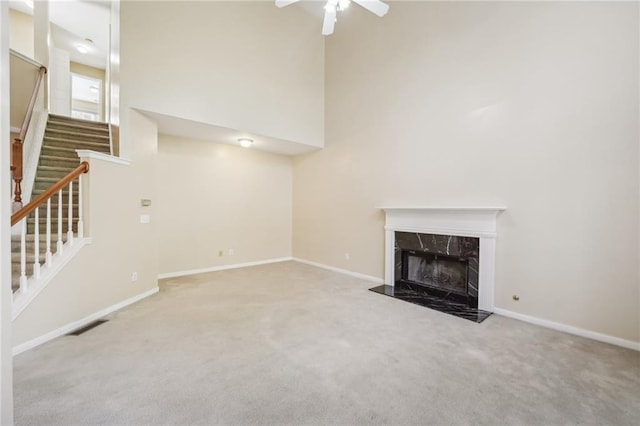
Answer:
[228, 248, 235, 256]
[218, 250, 224, 257]
[131, 272, 138, 282]
[345, 253, 350, 260]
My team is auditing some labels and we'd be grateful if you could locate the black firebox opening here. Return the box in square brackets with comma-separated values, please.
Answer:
[399, 250, 477, 308]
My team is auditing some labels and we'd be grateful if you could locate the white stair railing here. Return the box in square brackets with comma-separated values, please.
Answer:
[10, 162, 89, 300]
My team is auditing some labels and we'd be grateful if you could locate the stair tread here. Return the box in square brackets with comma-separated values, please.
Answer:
[45, 129, 110, 140]
[48, 114, 108, 126]
[47, 120, 109, 133]
[12, 234, 70, 242]
[37, 165, 77, 171]
[39, 155, 80, 162]
[44, 136, 110, 146]
[41, 145, 81, 154]
[43, 139, 110, 150]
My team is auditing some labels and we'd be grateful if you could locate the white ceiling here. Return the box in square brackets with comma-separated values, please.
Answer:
[9, 0, 110, 69]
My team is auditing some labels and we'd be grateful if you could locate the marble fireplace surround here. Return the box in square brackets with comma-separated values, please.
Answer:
[381, 207, 506, 312]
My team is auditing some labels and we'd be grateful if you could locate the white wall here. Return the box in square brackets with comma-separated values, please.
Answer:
[157, 135, 292, 275]
[293, 1, 639, 342]
[120, 0, 324, 156]
[8, 8, 33, 58]
[48, 47, 70, 116]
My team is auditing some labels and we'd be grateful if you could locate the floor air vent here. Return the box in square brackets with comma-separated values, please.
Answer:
[67, 319, 109, 336]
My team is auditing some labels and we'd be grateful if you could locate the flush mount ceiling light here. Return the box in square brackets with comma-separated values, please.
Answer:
[75, 44, 89, 54]
[275, 0, 389, 36]
[238, 138, 254, 148]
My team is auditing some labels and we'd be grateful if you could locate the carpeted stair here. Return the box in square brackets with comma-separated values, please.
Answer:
[11, 114, 110, 292]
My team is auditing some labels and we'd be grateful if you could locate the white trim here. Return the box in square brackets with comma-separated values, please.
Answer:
[9, 126, 20, 133]
[493, 308, 640, 352]
[9, 48, 43, 69]
[76, 150, 131, 166]
[12, 287, 159, 356]
[292, 258, 384, 284]
[379, 206, 507, 212]
[12, 238, 92, 320]
[158, 257, 293, 279]
[381, 207, 505, 238]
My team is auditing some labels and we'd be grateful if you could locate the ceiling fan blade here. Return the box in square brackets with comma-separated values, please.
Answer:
[353, 0, 389, 17]
[275, 0, 300, 8]
[322, 6, 337, 35]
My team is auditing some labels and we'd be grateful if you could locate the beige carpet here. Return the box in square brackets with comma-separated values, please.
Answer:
[13, 261, 640, 425]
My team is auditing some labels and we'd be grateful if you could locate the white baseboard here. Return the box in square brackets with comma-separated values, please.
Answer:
[157, 257, 293, 279]
[292, 257, 384, 284]
[13, 287, 159, 356]
[493, 308, 640, 352]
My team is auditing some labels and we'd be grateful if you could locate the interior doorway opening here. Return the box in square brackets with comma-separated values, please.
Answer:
[71, 73, 102, 122]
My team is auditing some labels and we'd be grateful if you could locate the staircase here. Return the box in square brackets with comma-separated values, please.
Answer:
[11, 114, 110, 292]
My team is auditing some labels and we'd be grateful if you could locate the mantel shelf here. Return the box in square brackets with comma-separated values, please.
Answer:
[379, 206, 507, 213]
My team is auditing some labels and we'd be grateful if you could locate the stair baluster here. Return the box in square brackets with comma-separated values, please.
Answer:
[67, 181, 74, 246]
[33, 207, 40, 279]
[20, 221, 27, 292]
[46, 199, 52, 267]
[57, 189, 63, 256]
[78, 175, 84, 239]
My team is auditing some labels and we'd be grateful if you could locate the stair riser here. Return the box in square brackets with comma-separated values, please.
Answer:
[27, 225, 78, 236]
[46, 123, 109, 137]
[37, 169, 78, 179]
[40, 146, 79, 158]
[11, 241, 61, 256]
[45, 129, 109, 140]
[47, 116, 109, 127]
[33, 182, 79, 190]
[20, 204, 79, 213]
[44, 138, 110, 152]
[38, 158, 80, 168]
[24, 216, 80, 229]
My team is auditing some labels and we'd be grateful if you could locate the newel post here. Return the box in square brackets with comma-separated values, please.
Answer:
[11, 137, 24, 212]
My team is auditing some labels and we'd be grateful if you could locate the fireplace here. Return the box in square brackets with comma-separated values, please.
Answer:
[369, 207, 505, 323]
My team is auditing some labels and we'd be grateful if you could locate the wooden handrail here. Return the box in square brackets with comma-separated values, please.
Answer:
[11, 161, 89, 227]
[11, 65, 47, 208]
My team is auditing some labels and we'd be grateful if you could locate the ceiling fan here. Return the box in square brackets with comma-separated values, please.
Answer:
[275, 0, 390, 36]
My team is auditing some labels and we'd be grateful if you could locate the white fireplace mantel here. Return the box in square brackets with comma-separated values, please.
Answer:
[380, 206, 506, 312]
